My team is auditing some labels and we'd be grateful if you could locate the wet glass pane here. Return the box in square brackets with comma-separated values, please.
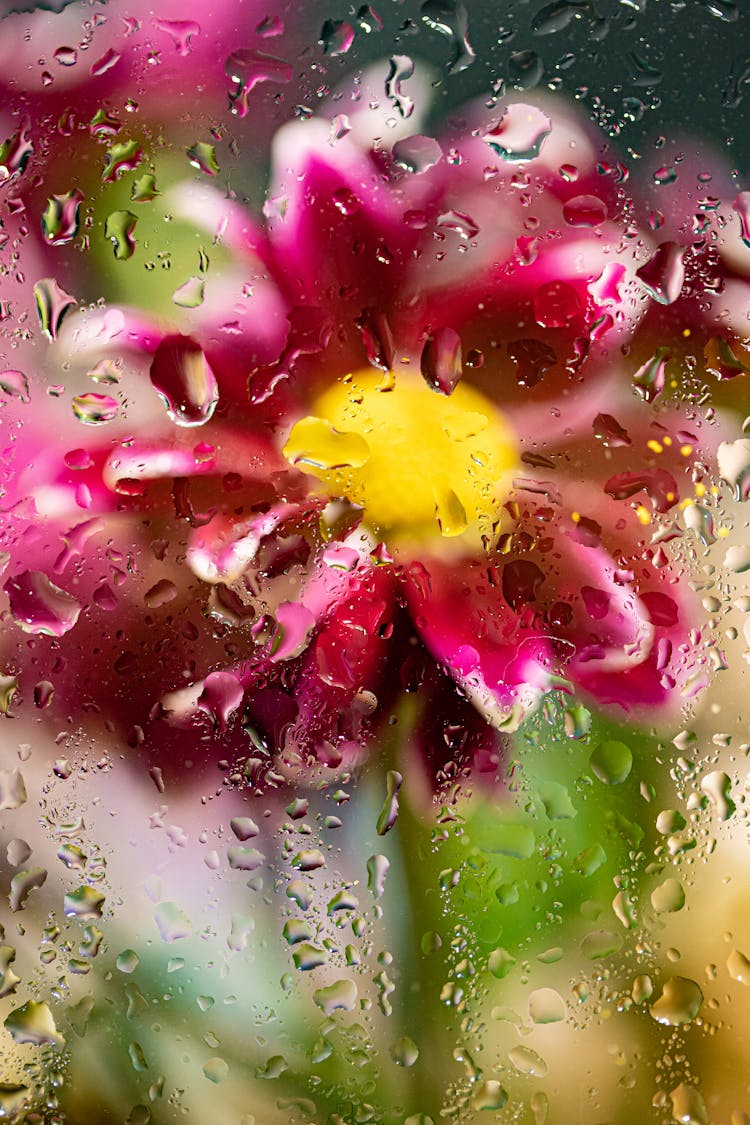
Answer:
[0, 1, 748, 1123]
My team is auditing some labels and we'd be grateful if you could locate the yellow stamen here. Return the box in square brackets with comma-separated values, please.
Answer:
[283, 369, 518, 547]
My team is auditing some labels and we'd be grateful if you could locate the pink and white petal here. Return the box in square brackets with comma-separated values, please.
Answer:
[166, 180, 278, 272]
[266, 114, 421, 311]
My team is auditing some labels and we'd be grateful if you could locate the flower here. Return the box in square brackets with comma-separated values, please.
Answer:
[0, 65, 712, 785]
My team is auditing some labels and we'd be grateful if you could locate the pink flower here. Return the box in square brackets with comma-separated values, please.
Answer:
[1, 67, 712, 784]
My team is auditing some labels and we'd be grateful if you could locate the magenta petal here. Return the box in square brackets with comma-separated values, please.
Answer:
[404, 558, 556, 728]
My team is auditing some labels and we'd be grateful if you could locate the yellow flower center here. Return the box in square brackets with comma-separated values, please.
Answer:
[283, 369, 518, 549]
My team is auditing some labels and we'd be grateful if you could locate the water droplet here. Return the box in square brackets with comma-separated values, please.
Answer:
[718, 438, 750, 500]
[700, 770, 735, 820]
[376, 770, 402, 836]
[589, 740, 633, 784]
[104, 210, 138, 260]
[41, 189, 84, 245]
[669, 1083, 709, 1125]
[528, 987, 566, 1024]
[150, 335, 219, 427]
[433, 483, 467, 537]
[9, 867, 46, 912]
[117, 949, 140, 973]
[4, 571, 81, 636]
[421, 327, 462, 394]
[386, 55, 416, 118]
[320, 19, 355, 55]
[90, 48, 121, 77]
[532, 0, 592, 35]
[327, 890, 359, 915]
[186, 141, 220, 177]
[0, 369, 30, 404]
[227, 847, 265, 872]
[581, 929, 622, 959]
[102, 139, 142, 182]
[284, 416, 370, 470]
[698, 0, 738, 20]
[393, 135, 443, 174]
[64, 885, 105, 920]
[292, 849, 326, 871]
[651, 878, 686, 914]
[196, 671, 243, 729]
[172, 276, 205, 308]
[154, 901, 192, 942]
[420, 0, 475, 73]
[0, 117, 33, 184]
[34, 277, 77, 339]
[724, 544, 750, 573]
[131, 173, 159, 202]
[636, 242, 685, 305]
[0, 769, 27, 810]
[727, 948, 750, 984]
[0, 1084, 29, 1116]
[509, 1045, 548, 1077]
[293, 943, 327, 970]
[230, 817, 259, 841]
[367, 854, 390, 899]
[72, 392, 119, 424]
[562, 194, 608, 228]
[391, 1036, 419, 1066]
[154, 18, 201, 55]
[7, 839, 30, 867]
[534, 280, 581, 328]
[313, 978, 357, 1015]
[4, 1001, 63, 1047]
[144, 579, 178, 609]
[650, 976, 703, 1025]
[225, 50, 293, 118]
[488, 948, 516, 979]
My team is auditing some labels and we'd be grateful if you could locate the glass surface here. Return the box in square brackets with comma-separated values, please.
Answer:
[0, 1, 748, 1122]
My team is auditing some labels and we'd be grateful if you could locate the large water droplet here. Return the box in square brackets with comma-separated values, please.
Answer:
[4, 1001, 63, 1047]
[420, 0, 475, 73]
[313, 978, 357, 1015]
[72, 392, 120, 424]
[42, 189, 84, 245]
[34, 277, 77, 339]
[650, 976, 703, 1025]
[636, 242, 685, 305]
[150, 336, 219, 427]
[4, 571, 81, 636]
